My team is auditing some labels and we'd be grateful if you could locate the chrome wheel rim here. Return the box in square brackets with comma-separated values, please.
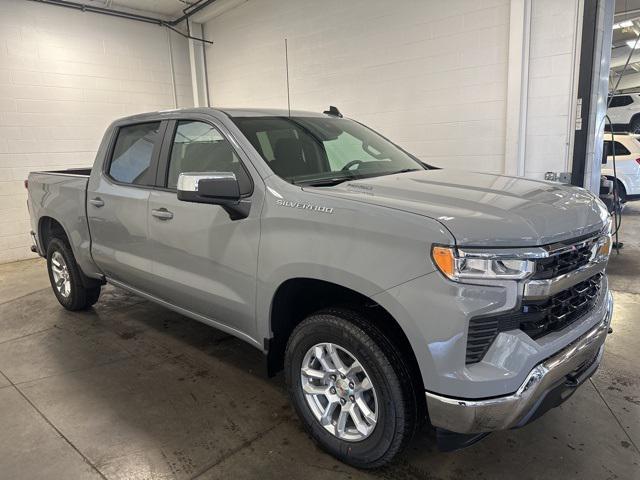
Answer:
[51, 251, 71, 298]
[300, 342, 378, 442]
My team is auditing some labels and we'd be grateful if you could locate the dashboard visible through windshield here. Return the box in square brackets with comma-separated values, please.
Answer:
[231, 116, 426, 186]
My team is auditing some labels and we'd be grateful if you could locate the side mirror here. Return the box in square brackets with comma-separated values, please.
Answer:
[177, 172, 250, 220]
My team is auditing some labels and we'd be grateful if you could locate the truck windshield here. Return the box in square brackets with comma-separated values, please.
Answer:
[231, 116, 425, 186]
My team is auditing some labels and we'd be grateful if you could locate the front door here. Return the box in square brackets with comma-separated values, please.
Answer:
[147, 119, 262, 341]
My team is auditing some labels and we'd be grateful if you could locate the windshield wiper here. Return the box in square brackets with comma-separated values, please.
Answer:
[295, 176, 356, 187]
[383, 168, 421, 176]
[294, 168, 421, 187]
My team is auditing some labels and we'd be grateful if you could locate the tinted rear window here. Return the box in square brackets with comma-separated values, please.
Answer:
[609, 95, 633, 108]
[108, 122, 161, 185]
[604, 140, 631, 156]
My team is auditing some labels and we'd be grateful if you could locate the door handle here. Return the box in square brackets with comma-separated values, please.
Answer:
[151, 208, 173, 220]
[89, 197, 104, 207]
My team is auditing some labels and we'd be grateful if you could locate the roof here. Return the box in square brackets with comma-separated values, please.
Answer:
[605, 133, 640, 147]
[220, 108, 329, 118]
[115, 107, 333, 124]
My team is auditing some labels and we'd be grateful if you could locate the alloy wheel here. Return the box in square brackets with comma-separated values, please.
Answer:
[300, 342, 378, 441]
[51, 251, 71, 298]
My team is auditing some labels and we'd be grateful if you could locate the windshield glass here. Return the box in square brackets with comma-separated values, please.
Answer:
[231, 116, 425, 185]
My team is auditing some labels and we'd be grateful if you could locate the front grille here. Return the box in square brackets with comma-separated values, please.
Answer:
[532, 237, 597, 280]
[466, 273, 603, 365]
[518, 274, 602, 338]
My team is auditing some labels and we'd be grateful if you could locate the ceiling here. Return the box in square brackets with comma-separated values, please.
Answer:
[70, 0, 242, 23]
[74, 0, 199, 19]
[611, 0, 640, 88]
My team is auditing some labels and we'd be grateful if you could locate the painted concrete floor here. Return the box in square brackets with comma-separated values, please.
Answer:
[0, 208, 639, 480]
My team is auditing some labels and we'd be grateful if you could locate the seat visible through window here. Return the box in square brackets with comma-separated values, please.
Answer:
[167, 120, 252, 194]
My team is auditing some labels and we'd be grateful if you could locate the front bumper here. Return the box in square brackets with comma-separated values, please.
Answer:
[426, 291, 613, 434]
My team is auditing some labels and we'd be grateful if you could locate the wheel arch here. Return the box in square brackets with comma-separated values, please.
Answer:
[629, 112, 640, 131]
[267, 277, 425, 399]
[38, 216, 70, 252]
[604, 175, 629, 197]
[38, 216, 103, 289]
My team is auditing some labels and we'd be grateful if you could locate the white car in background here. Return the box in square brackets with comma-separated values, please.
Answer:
[603, 133, 640, 202]
[607, 93, 640, 133]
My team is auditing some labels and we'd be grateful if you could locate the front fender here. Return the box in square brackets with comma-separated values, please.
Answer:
[255, 177, 454, 344]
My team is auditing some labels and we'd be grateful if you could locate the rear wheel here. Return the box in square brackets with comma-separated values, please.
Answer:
[285, 309, 418, 468]
[46, 238, 101, 311]
[616, 180, 628, 203]
[608, 177, 628, 203]
[629, 116, 640, 134]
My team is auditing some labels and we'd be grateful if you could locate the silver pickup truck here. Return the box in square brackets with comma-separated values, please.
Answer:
[27, 107, 614, 468]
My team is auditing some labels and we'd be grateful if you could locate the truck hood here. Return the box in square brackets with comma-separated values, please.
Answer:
[305, 169, 609, 247]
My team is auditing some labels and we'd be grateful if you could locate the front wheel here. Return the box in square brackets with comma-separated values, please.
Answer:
[46, 238, 101, 311]
[285, 309, 418, 468]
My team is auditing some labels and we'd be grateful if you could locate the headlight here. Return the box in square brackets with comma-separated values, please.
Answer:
[431, 246, 535, 281]
[589, 215, 613, 262]
[592, 233, 612, 261]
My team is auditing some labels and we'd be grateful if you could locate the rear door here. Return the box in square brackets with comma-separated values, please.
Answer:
[87, 120, 166, 290]
[146, 117, 263, 341]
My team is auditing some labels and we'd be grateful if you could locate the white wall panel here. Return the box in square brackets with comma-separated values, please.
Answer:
[202, 0, 585, 182]
[203, 0, 511, 172]
[0, 0, 192, 263]
[524, 0, 580, 179]
[0, 0, 590, 264]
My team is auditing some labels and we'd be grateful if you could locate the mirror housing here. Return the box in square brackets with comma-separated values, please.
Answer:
[177, 172, 250, 220]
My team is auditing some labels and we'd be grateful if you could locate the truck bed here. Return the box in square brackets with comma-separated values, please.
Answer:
[27, 169, 97, 277]
[31, 167, 92, 177]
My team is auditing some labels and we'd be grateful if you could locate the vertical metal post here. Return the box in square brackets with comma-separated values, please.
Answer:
[504, 0, 531, 177]
[166, 28, 178, 109]
[285, 38, 291, 117]
[571, 0, 614, 191]
[188, 23, 210, 107]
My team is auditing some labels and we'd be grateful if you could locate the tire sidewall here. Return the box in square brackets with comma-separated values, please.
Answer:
[285, 313, 404, 467]
[617, 180, 627, 203]
[46, 238, 79, 309]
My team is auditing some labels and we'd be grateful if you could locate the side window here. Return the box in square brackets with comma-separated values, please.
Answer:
[604, 140, 631, 156]
[609, 95, 633, 108]
[613, 141, 631, 155]
[167, 120, 252, 194]
[108, 122, 161, 185]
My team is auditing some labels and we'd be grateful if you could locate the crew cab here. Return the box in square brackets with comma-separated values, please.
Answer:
[27, 108, 613, 468]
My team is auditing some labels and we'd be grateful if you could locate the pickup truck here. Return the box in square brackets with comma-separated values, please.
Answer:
[27, 107, 614, 468]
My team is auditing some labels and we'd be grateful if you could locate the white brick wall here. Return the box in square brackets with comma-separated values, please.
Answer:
[203, 0, 511, 172]
[0, 0, 590, 263]
[202, 0, 584, 181]
[0, 0, 193, 263]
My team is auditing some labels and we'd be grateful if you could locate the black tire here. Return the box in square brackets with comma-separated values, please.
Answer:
[629, 116, 640, 134]
[285, 309, 418, 468]
[46, 238, 101, 311]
